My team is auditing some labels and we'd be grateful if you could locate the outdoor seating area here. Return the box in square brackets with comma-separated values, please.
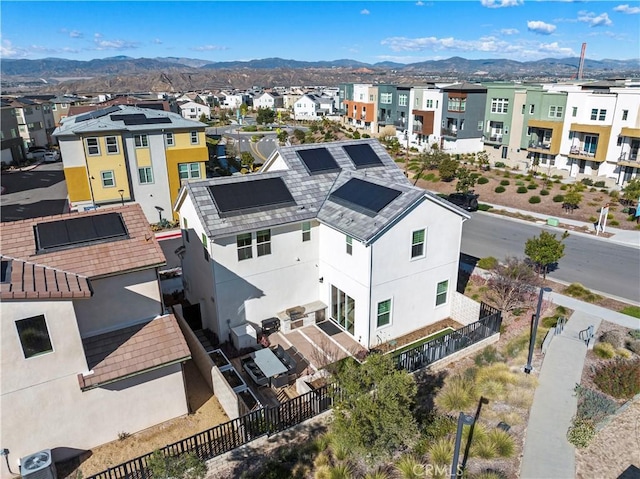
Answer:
[241, 345, 300, 389]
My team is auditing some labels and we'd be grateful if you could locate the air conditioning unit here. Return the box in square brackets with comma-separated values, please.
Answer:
[20, 450, 56, 479]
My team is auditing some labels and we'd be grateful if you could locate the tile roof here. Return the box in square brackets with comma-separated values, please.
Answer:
[0, 256, 92, 300]
[78, 314, 191, 390]
[180, 139, 469, 243]
[0, 204, 166, 280]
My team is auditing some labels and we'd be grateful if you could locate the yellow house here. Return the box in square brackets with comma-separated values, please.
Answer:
[53, 105, 208, 222]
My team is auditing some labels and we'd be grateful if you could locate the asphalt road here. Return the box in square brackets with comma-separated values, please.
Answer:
[461, 212, 640, 302]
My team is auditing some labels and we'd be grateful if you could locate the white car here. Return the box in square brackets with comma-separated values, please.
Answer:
[43, 150, 61, 163]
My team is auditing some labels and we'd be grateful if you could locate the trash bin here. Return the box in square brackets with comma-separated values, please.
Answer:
[547, 218, 559, 227]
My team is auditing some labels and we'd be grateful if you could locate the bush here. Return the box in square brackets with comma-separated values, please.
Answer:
[529, 196, 541, 204]
[626, 339, 640, 355]
[477, 257, 498, 270]
[593, 342, 616, 359]
[527, 183, 538, 190]
[486, 429, 515, 458]
[599, 330, 624, 348]
[594, 181, 606, 188]
[540, 189, 550, 196]
[553, 195, 565, 203]
[477, 176, 489, 184]
[593, 358, 640, 399]
[581, 178, 594, 186]
[617, 348, 632, 359]
[567, 417, 596, 448]
[503, 171, 511, 178]
[362, 133, 370, 138]
[500, 179, 510, 186]
[610, 220, 619, 226]
[629, 329, 640, 338]
[517, 186, 527, 194]
[428, 438, 454, 466]
[494, 161, 506, 168]
[563, 283, 602, 303]
[435, 375, 476, 411]
[474, 345, 502, 366]
[494, 186, 506, 193]
[560, 184, 568, 191]
[395, 455, 422, 479]
[423, 413, 457, 440]
[478, 203, 492, 211]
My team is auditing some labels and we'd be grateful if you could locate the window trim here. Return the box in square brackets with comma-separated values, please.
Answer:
[256, 229, 271, 257]
[16, 314, 54, 359]
[85, 137, 100, 156]
[436, 280, 449, 307]
[237, 233, 253, 261]
[411, 228, 426, 259]
[178, 163, 201, 180]
[376, 299, 392, 329]
[100, 170, 115, 188]
[190, 130, 199, 145]
[105, 136, 119, 154]
[346, 235, 353, 255]
[134, 134, 149, 148]
[165, 132, 175, 147]
[138, 166, 153, 184]
[302, 222, 311, 242]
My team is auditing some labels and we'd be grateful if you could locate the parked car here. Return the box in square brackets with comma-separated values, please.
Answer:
[26, 146, 47, 160]
[43, 150, 61, 163]
[447, 191, 479, 211]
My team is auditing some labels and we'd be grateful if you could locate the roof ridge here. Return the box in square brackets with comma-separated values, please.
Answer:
[0, 254, 90, 280]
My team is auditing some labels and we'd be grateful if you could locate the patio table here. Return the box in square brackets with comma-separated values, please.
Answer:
[252, 348, 288, 379]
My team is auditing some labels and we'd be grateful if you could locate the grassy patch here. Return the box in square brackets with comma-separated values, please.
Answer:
[563, 283, 603, 303]
[392, 328, 455, 355]
[620, 306, 640, 318]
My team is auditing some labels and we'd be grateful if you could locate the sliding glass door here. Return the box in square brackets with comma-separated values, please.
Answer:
[331, 285, 355, 335]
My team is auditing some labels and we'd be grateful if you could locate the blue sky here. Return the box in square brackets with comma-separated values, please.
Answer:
[2, 1, 639, 63]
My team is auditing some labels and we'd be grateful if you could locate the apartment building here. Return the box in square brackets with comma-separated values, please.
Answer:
[441, 83, 487, 154]
[4, 98, 56, 148]
[409, 86, 443, 148]
[0, 100, 25, 165]
[52, 105, 208, 222]
[341, 84, 378, 132]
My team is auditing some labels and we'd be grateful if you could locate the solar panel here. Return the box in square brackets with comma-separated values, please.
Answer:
[343, 144, 384, 168]
[297, 148, 340, 174]
[209, 177, 296, 216]
[329, 178, 401, 217]
[123, 116, 172, 125]
[35, 212, 128, 252]
[110, 113, 145, 122]
[76, 106, 121, 122]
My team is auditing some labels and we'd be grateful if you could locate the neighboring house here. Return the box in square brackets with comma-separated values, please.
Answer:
[0, 204, 190, 473]
[175, 139, 470, 351]
[0, 99, 25, 165]
[5, 98, 55, 148]
[341, 84, 378, 132]
[293, 94, 334, 120]
[408, 86, 443, 149]
[440, 83, 487, 154]
[52, 105, 208, 222]
[253, 92, 284, 111]
[219, 92, 245, 110]
[49, 95, 86, 127]
[179, 100, 211, 120]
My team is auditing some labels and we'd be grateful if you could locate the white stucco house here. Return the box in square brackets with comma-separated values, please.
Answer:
[0, 204, 191, 476]
[253, 92, 284, 111]
[179, 100, 211, 120]
[293, 94, 335, 120]
[175, 139, 472, 351]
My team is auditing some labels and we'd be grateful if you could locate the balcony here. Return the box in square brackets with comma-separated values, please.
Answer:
[618, 151, 640, 167]
[413, 122, 423, 133]
[567, 146, 599, 161]
[378, 116, 391, 125]
[441, 128, 458, 138]
[394, 119, 407, 129]
[484, 134, 503, 145]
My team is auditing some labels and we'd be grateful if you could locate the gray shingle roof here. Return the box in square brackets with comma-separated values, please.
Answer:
[182, 139, 468, 243]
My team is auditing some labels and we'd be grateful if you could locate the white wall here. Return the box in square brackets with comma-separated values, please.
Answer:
[59, 136, 87, 168]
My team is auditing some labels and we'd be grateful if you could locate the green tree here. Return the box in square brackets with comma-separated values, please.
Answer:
[439, 156, 459, 182]
[477, 150, 490, 170]
[622, 178, 640, 204]
[487, 257, 541, 312]
[198, 113, 208, 123]
[277, 129, 288, 144]
[240, 152, 254, 171]
[330, 353, 419, 463]
[563, 185, 583, 212]
[240, 102, 249, 118]
[455, 167, 477, 193]
[146, 451, 206, 479]
[524, 230, 569, 278]
[407, 146, 448, 185]
[256, 107, 275, 125]
[293, 129, 306, 143]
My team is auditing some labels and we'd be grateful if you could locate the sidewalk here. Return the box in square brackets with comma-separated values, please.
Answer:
[480, 202, 640, 249]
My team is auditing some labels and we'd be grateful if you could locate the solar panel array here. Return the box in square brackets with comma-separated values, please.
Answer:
[110, 114, 172, 126]
[76, 106, 121, 122]
[35, 213, 128, 252]
[329, 178, 401, 217]
[297, 148, 341, 175]
[343, 143, 383, 168]
[209, 177, 296, 217]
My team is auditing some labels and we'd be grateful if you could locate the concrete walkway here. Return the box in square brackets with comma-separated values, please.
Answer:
[520, 310, 603, 479]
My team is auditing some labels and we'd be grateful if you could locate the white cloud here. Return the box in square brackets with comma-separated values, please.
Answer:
[501, 28, 520, 35]
[1, 39, 19, 57]
[481, 0, 523, 8]
[0, 39, 80, 58]
[415, 1, 424, 5]
[613, 4, 640, 14]
[527, 20, 557, 34]
[360, 9, 370, 15]
[578, 11, 612, 26]
[536, 41, 575, 56]
[152, 38, 163, 44]
[93, 33, 138, 50]
[69, 30, 83, 38]
[191, 45, 228, 51]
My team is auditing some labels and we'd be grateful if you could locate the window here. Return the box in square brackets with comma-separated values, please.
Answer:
[411, 229, 425, 258]
[138, 167, 153, 184]
[134, 134, 148, 148]
[398, 94, 408, 107]
[622, 110, 629, 121]
[101, 171, 115, 187]
[598, 109, 607, 121]
[380, 93, 392, 104]
[105, 136, 119, 154]
[190, 131, 199, 144]
[426, 99, 433, 108]
[377, 299, 391, 328]
[52, 104, 57, 111]
[436, 280, 449, 306]
[331, 285, 355, 335]
[16, 315, 53, 359]
[448, 97, 466, 112]
[165, 132, 174, 146]
[201, 233, 209, 261]
[529, 104, 535, 114]
[521, 104, 526, 114]
[237, 233, 252, 261]
[302, 222, 311, 242]
[549, 106, 563, 118]
[369, 95, 374, 102]
[477, 121, 483, 131]
[85, 137, 100, 155]
[491, 98, 509, 114]
[346, 235, 353, 255]
[572, 107, 578, 117]
[178, 163, 201, 179]
[256, 229, 271, 256]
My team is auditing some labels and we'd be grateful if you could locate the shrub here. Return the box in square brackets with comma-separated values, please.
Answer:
[515, 180, 525, 186]
[486, 429, 515, 458]
[563, 283, 602, 303]
[540, 189, 549, 196]
[588, 216, 598, 223]
[435, 375, 476, 411]
[626, 339, 640, 355]
[516, 186, 527, 194]
[599, 330, 624, 348]
[494, 161, 506, 168]
[362, 133, 370, 138]
[395, 455, 423, 479]
[477, 256, 498, 270]
[147, 451, 206, 479]
[478, 203, 492, 211]
[477, 176, 489, 184]
[617, 348, 632, 359]
[593, 358, 640, 399]
[503, 171, 511, 178]
[629, 329, 640, 338]
[423, 413, 457, 440]
[574, 384, 618, 423]
[560, 184, 568, 191]
[474, 345, 502, 366]
[581, 178, 594, 186]
[495, 186, 506, 193]
[527, 183, 538, 190]
[593, 342, 616, 359]
[529, 196, 541, 204]
[567, 417, 596, 448]
[594, 180, 606, 188]
[610, 220, 619, 226]
[428, 438, 454, 466]
[553, 195, 565, 203]
[500, 179, 510, 186]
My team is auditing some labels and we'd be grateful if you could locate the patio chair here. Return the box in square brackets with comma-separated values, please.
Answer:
[271, 374, 289, 389]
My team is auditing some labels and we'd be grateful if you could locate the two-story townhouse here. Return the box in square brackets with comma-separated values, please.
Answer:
[179, 100, 211, 120]
[441, 83, 487, 154]
[254, 92, 284, 111]
[49, 96, 86, 127]
[293, 94, 335, 120]
[0, 100, 25, 165]
[6, 98, 53, 148]
[342, 84, 378, 132]
[519, 87, 568, 172]
[174, 139, 470, 351]
[610, 87, 640, 185]
[0, 204, 190, 473]
[52, 105, 208, 223]
[409, 86, 443, 149]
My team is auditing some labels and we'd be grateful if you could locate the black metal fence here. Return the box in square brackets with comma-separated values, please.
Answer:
[395, 302, 502, 372]
[86, 303, 501, 479]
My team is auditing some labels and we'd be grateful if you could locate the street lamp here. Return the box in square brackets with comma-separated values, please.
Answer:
[524, 286, 552, 374]
[451, 412, 474, 479]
